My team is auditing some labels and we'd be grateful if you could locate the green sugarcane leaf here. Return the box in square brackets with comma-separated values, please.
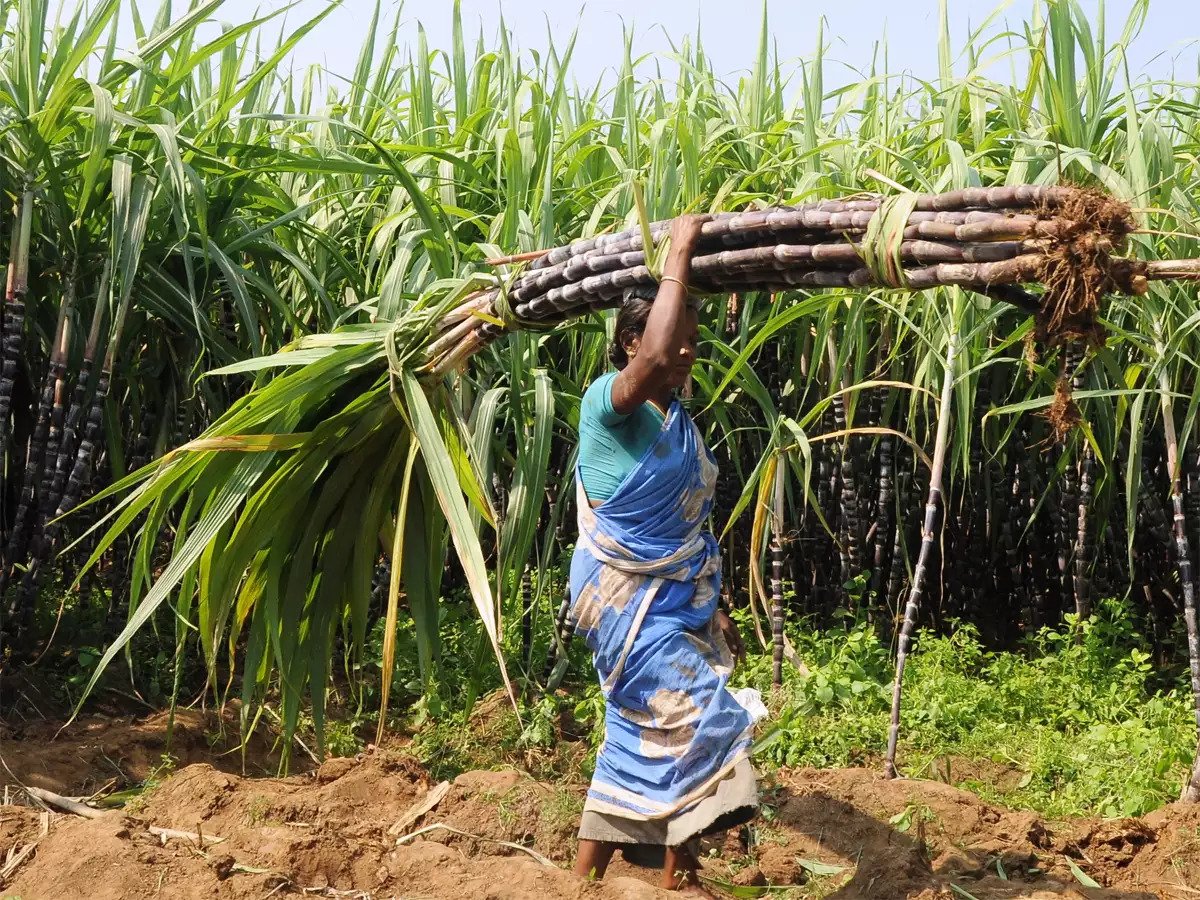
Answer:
[1064, 858, 1101, 889]
[378, 438, 419, 742]
[797, 858, 847, 877]
[71, 450, 276, 723]
[208, 349, 338, 375]
[400, 370, 515, 707]
[500, 369, 553, 599]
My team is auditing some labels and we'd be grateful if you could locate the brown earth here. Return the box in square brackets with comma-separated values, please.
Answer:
[0, 712, 1196, 899]
[0, 706, 285, 795]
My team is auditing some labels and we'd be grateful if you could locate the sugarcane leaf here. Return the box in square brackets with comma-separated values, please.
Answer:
[861, 192, 919, 289]
[796, 858, 847, 877]
[703, 294, 840, 407]
[467, 386, 505, 531]
[377, 438, 419, 744]
[1064, 857, 1101, 889]
[408, 464, 447, 683]
[436, 385, 497, 528]
[696, 878, 793, 898]
[499, 369, 553, 597]
[400, 370, 515, 706]
[70, 451, 276, 723]
[349, 438, 408, 658]
[207, 349, 339, 375]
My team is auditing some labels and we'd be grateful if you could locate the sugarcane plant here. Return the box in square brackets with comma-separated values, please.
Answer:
[5, 0, 1200, 799]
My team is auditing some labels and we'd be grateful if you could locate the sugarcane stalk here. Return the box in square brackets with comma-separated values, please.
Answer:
[1074, 445, 1096, 620]
[541, 588, 573, 684]
[885, 331, 959, 779]
[1070, 347, 1095, 621]
[1, 280, 73, 622]
[520, 566, 533, 671]
[44, 315, 71, 498]
[1057, 348, 1081, 614]
[826, 334, 860, 609]
[0, 188, 33, 497]
[724, 292, 741, 337]
[1186, 738, 1200, 803]
[46, 265, 109, 520]
[1028, 444, 1060, 625]
[528, 186, 1080, 270]
[884, 431, 915, 632]
[870, 391, 894, 613]
[16, 267, 112, 621]
[1158, 364, 1200, 786]
[1146, 259, 1200, 280]
[770, 456, 786, 688]
[513, 223, 1055, 301]
[14, 365, 110, 622]
[771, 532, 785, 687]
[512, 251, 1053, 322]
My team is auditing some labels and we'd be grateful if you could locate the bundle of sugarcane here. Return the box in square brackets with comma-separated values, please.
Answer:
[423, 185, 1200, 376]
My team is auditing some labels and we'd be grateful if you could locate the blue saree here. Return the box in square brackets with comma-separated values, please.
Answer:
[570, 398, 756, 830]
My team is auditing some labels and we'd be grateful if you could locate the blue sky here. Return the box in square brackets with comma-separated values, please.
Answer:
[117, 1, 1199, 88]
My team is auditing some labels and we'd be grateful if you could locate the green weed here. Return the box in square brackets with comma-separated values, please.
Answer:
[737, 600, 1194, 818]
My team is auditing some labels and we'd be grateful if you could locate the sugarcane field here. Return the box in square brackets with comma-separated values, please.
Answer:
[10, 0, 1200, 896]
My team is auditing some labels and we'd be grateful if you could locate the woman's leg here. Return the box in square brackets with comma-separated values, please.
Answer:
[573, 839, 617, 880]
[660, 844, 715, 896]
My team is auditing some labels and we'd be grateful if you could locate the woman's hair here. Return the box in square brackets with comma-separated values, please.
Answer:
[608, 286, 658, 370]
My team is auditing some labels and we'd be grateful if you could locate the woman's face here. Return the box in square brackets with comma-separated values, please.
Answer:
[664, 307, 700, 389]
[621, 306, 700, 390]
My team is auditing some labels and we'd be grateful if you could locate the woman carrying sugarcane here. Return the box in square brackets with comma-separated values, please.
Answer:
[569, 215, 761, 895]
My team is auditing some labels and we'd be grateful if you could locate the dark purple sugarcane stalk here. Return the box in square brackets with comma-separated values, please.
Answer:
[1057, 346, 1082, 614]
[46, 265, 108, 520]
[871, 421, 894, 612]
[2, 283, 74, 612]
[541, 587, 573, 684]
[1188, 448, 1200, 580]
[55, 225, 138, 526]
[13, 269, 112, 620]
[0, 189, 33, 503]
[885, 439, 914, 638]
[886, 333, 959, 779]
[57, 365, 111, 521]
[1071, 347, 1095, 621]
[965, 372, 992, 634]
[14, 364, 113, 636]
[825, 336, 864, 608]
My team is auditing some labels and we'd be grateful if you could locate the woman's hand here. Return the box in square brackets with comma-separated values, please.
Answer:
[716, 609, 745, 665]
[666, 214, 707, 264]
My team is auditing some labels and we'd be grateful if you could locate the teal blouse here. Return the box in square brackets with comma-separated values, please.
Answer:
[577, 372, 666, 503]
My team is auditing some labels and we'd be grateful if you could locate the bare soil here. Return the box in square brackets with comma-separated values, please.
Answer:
[0, 711, 1196, 899]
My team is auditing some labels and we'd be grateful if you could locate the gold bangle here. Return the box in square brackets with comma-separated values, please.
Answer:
[660, 274, 688, 290]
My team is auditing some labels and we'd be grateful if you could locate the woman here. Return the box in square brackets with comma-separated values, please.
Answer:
[569, 215, 759, 895]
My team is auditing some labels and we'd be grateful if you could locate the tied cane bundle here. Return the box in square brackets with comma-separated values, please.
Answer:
[423, 185, 1200, 377]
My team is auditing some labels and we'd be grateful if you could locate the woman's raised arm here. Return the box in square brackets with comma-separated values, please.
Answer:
[610, 215, 705, 414]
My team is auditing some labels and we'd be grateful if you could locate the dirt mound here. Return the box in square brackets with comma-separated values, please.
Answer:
[0, 719, 1197, 898]
[724, 767, 1180, 898]
[0, 707, 285, 795]
[2, 749, 661, 899]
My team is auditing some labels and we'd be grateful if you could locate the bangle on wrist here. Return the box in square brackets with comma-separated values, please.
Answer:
[660, 274, 688, 290]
